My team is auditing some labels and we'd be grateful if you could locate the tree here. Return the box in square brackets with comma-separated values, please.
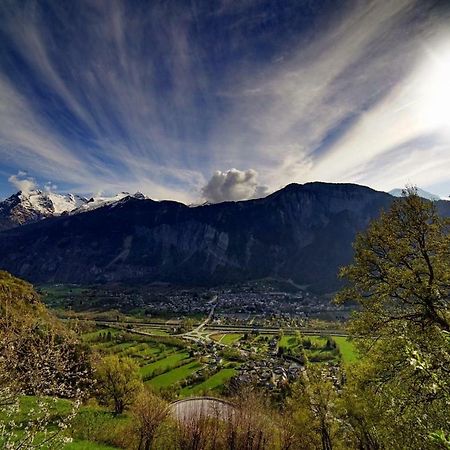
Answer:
[180, 317, 195, 333]
[0, 271, 93, 398]
[288, 366, 339, 450]
[95, 355, 143, 415]
[337, 366, 383, 450]
[336, 187, 449, 333]
[127, 389, 169, 450]
[336, 189, 450, 448]
[0, 271, 88, 448]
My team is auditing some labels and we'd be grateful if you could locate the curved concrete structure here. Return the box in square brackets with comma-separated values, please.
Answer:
[170, 396, 236, 422]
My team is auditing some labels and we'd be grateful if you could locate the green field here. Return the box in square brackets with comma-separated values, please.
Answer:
[278, 334, 358, 364]
[333, 336, 358, 364]
[120, 344, 161, 359]
[0, 395, 73, 424]
[147, 360, 202, 389]
[211, 333, 224, 342]
[82, 326, 358, 402]
[137, 328, 170, 336]
[38, 284, 88, 309]
[0, 396, 123, 450]
[278, 335, 298, 349]
[220, 333, 243, 345]
[181, 367, 237, 396]
[139, 351, 189, 378]
[81, 329, 121, 342]
[83, 327, 244, 398]
[82, 327, 241, 397]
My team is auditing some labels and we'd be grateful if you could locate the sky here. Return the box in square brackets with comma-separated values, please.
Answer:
[0, 0, 449, 203]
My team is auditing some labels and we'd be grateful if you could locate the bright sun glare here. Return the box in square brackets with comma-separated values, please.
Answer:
[417, 42, 450, 132]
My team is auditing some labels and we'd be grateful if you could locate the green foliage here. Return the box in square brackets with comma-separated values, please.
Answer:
[332, 336, 357, 364]
[147, 361, 201, 390]
[139, 352, 190, 380]
[181, 367, 237, 396]
[336, 188, 450, 333]
[0, 271, 93, 399]
[219, 347, 245, 361]
[336, 189, 450, 448]
[94, 355, 143, 415]
[220, 333, 243, 345]
[0, 271, 51, 336]
[70, 407, 120, 445]
[125, 388, 169, 450]
[0, 272, 95, 448]
[288, 366, 339, 450]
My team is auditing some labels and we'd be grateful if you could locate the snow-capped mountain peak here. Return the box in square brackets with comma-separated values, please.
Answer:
[0, 189, 148, 231]
[389, 187, 442, 201]
[73, 191, 148, 213]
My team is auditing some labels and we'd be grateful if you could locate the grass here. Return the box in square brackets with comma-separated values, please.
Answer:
[81, 329, 120, 342]
[39, 284, 88, 308]
[105, 342, 138, 353]
[220, 334, 243, 345]
[278, 335, 299, 349]
[139, 351, 190, 378]
[333, 336, 358, 364]
[210, 333, 224, 342]
[134, 346, 164, 359]
[0, 434, 118, 450]
[138, 328, 169, 336]
[85, 331, 175, 366]
[255, 334, 274, 342]
[181, 367, 237, 396]
[147, 361, 202, 389]
[9, 396, 73, 421]
[278, 334, 358, 365]
[66, 441, 119, 450]
[119, 344, 161, 359]
[0, 396, 122, 450]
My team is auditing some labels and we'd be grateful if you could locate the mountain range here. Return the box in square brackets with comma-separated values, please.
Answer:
[0, 182, 448, 294]
[0, 189, 146, 231]
[0, 185, 445, 232]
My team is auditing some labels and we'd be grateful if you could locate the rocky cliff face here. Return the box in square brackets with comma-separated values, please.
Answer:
[0, 182, 402, 293]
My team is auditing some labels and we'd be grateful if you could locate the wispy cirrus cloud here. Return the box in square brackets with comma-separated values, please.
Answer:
[0, 0, 449, 202]
[209, 0, 450, 194]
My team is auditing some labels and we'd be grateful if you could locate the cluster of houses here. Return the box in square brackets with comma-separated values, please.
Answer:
[53, 281, 352, 323]
[216, 291, 311, 316]
[193, 335, 305, 393]
[233, 358, 304, 391]
[142, 291, 213, 316]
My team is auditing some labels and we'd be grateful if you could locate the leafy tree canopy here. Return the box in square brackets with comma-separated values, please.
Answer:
[336, 188, 450, 449]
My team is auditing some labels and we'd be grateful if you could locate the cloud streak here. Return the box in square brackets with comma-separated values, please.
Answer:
[0, 0, 449, 201]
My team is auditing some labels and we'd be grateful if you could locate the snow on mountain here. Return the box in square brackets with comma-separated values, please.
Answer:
[389, 188, 442, 201]
[0, 190, 147, 230]
[31, 191, 89, 214]
[72, 192, 147, 213]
